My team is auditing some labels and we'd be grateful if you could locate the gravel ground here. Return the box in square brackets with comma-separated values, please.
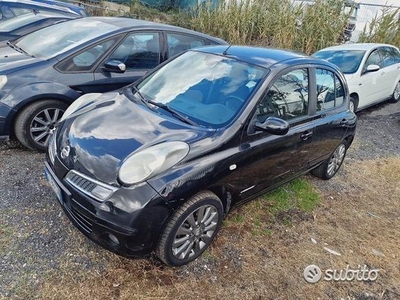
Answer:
[0, 100, 399, 298]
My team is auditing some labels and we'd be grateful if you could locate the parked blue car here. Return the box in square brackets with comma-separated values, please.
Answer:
[0, 0, 87, 21]
[0, 11, 76, 41]
[32, 0, 89, 17]
[0, 17, 227, 151]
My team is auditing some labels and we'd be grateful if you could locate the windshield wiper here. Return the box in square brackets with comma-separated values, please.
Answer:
[132, 85, 151, 108]
[148, 100, 198, 126]
[6, 41, 34, 57]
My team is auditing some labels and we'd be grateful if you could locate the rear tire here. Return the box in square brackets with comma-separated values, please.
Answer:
[14, 100, 67, 152]
[391, 81, 400, 102]
[311, 140, 348, 180]
[156, 191, 223, 266]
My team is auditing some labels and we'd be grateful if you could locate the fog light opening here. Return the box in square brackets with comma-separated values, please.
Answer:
[107, 233, 120, 247]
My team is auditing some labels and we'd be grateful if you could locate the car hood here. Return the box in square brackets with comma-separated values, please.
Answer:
[57, 92, 217, 185]
[0, 43, 40, 73]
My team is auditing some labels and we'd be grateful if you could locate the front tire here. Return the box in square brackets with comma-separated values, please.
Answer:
[349, 96, 357, 113]
[391, 81, 400, 102]
[14, 100, 68, 152]
[311, 140, 348, 180]
[156, 191, 223, 266]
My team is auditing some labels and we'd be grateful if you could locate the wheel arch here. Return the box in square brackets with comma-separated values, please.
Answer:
[344, 134, 355, 148]
[4, 85, 79, 138]
[349, 92, 359, 111]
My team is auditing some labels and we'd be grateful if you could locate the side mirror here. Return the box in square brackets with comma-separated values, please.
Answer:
[254, 117, 290, 135]
[103, 60, 126, 73]
[365, 64, 380, 73]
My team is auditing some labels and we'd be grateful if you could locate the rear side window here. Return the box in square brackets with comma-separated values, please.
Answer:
[380, 47, 400, 67]
[108, 32, 160, 70]
[316, 68, 344, 111]
[167, 33, 206, 57]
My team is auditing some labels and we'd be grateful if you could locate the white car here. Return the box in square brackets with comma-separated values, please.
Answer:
[313, 43, 400, 112]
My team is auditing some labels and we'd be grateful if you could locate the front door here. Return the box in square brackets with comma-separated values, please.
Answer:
[237, 67, 315, 200]
[94, 32, 162, 92]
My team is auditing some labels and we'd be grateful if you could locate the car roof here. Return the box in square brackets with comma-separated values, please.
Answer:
[71, 17, 227, 43]
[197, 45, 316, 69]
[316, 43, 399, 52]
[4, 10, 75, 19]
[0, 0, 80, 15]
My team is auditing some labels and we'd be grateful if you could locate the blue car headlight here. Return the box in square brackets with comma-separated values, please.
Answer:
[118, 141, 190, 185]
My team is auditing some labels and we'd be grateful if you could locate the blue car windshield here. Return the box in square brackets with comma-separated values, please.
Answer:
[137, 51, 267, 128]
[313, 50, 365, 74]
[15, 18, 118, 59]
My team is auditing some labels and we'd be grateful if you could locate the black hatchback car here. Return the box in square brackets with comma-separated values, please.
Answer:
[0, 17, 226, 151]
[44, 46, 357, 266]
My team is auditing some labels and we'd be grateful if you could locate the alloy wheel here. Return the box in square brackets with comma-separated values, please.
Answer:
[327, 144, 346, 176]
[30, 108, 64, 147]
[394, 81, 400, 100]
[172, 205, 219, 260]
[349, 100, 355, 113]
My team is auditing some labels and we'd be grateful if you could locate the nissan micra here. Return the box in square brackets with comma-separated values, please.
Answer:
[45, 46, 357, 266]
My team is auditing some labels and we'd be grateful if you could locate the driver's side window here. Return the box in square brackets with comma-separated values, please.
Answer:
[363, 49, 382, 71]
[256, 68, 309, 122]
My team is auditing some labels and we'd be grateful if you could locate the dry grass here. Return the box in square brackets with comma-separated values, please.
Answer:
[29, 156, 400, 299]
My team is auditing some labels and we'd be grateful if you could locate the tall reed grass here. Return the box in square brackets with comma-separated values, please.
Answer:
[188, 0, 350, 54]
[128, 0, 400, 54]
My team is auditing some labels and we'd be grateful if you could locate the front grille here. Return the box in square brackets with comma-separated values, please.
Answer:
[65, 170, 117, 202]
[66, 172, 97, 193]
[64, 204, 93, 234]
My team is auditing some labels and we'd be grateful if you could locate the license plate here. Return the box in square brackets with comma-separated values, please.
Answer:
[44, 168, 62, 203]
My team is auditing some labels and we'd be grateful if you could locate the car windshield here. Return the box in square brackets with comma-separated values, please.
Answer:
[313, 50, 365, 74]
[0, 13, 46, 31]
[136, 51, 268, 128]
[15, 18, 118, 59]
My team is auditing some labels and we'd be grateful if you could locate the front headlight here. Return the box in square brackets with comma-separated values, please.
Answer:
[60, 93, 102, 122]
[0, 75, 7, 89]
[119, 141, 190, 185]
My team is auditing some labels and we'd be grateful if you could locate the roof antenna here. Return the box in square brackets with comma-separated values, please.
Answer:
[222, 44, 232, 55]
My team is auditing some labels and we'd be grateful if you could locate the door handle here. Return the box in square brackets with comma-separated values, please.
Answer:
[300, 131, 313, 140]
[340, 119, 348, 125]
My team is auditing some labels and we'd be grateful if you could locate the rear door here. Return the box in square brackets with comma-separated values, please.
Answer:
[378, 46, 400, 99]
[310, 67, 353, 167]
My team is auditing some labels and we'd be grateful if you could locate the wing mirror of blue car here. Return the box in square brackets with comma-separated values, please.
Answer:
[103, 60, 126, 73]
[254, 117, 290, 135]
